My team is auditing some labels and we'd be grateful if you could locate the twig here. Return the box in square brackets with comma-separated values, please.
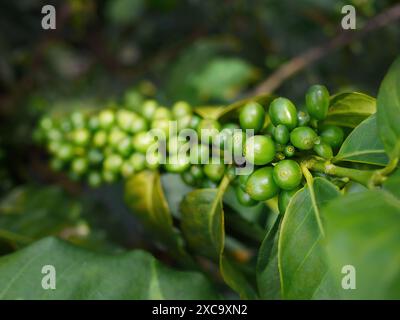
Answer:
[253, 4, 400, 95]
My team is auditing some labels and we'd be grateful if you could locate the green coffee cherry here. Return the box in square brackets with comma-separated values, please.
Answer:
[108, 128, 126, 147]
[273, 160, 302, 190]
[151, 119, 170, 138]
[264, 123, 275, 136]
[177, 115, 192, 131]
[153, 107, 172, 120]
[71, 158, 88, 176]
[202, 179, 218, 189]
[93, 130, 108, 148]
[275, 152, 285, 161]
[121, 161, 135, 178]
[57, 144, 74, 161]
[142, 100, 158, 120]
[129, 153, 146, 171]
[297, 111, 310, 126]
[319, 125, 344, 149]
[47, 128, 63, 141]
[88, 171, 102, 188]
[246, 167, 279, 201]
[125, 89, 145, 107]
[204, 163, 225, 182]
[88, 116, 100, 131]
[244, 135, 275, 165]
[39, 116, 54, 131]
[235, 186, 258, 207]
[290, 126, 318, 150]
[102, 170, 117, 183]
[72, 128, 90, 146]
[165, 154, 190, 173]
[239, 102, 265, 133]
[181, 166, 203, 187]
[104, 154, 123, 173]
[116, 110, 135, 131]
[117, 137, 133, 157]
[181, 170, 196, 186]
[130, 116, 148, 134]
[172, 101, 192, 118]
[305, 85, 330, 120]
[313, 141, 333, 159]
[132, 132, 156, 153]
[70, 111, 86, 128]
[269, 98, 298, 130]
[278, 187, 300, 213]
[189, 115, 201, 130]
[273, 124, 290, 145]
[87, 149, 104, 164]
[98, 109, 115, 129]
[47, 141, 61, 154]
[284, 145, 295, 158]
[197, 119, 221, 144]
[190, 165, 204, 180]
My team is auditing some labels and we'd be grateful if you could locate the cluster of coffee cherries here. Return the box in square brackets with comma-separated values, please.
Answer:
[34, 100, 205, 187]
[34, 84, 345, 213]
[233, 85, 345, 212]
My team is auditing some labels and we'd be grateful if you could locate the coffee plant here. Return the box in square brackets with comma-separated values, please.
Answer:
[0, 54, 399, 300]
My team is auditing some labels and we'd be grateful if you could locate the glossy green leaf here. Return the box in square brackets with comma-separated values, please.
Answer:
[0, 186, 82, 246]
[323, 190, 400, 299]
[165, 39, 237, 104]
[377, 57, 400, 160]
[324, 92, 376, 128]
[219, 255, 258, 300]
[180, 188, 224, 260]
[0, 237, 219, 299]
[161, 173, 193, 218]
[180, 177, 257, 299]
[124, 171, 190, 263]
[278, 178, 341, 299]
[257, 215, 282, 300]
[334, 114, 389, 166]
[192, 58, 256, 101]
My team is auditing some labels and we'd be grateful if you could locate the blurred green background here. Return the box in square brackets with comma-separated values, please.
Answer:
[0, 0, 399, 256]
